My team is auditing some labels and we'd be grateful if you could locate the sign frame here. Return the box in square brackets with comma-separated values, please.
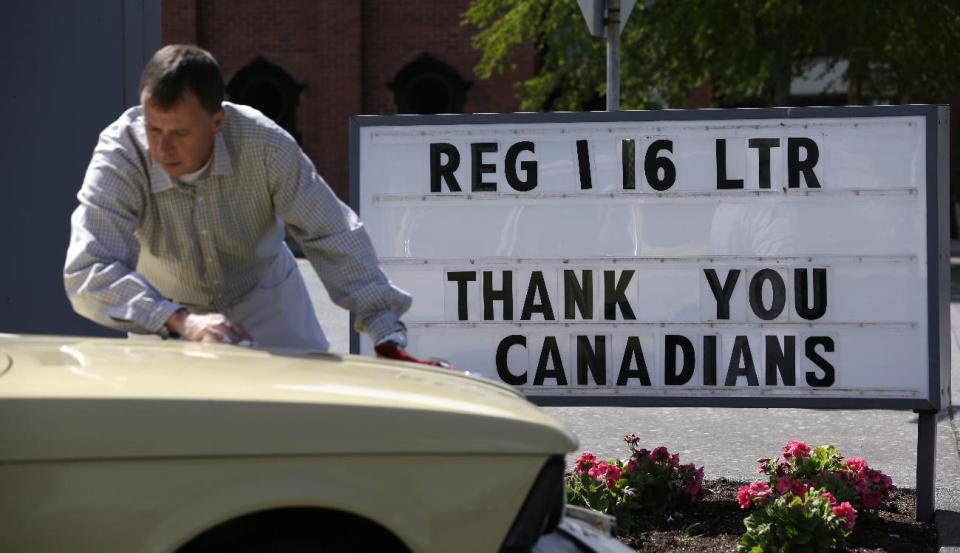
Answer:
[349, 105, 950, 413]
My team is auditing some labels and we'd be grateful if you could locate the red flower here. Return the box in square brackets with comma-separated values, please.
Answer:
[587, 461, 622, 489]
[738, 481, 772, 509]
[774, 476, 809, 498]
[833, 501, 858, 530]
[846, 458, 868, 474]
[651, 446, 672, 463]
[574, 452, 598, 476]
[782, 440, 812, 459]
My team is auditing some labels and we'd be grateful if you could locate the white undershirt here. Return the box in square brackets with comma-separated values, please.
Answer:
[177, 156, 212, 185]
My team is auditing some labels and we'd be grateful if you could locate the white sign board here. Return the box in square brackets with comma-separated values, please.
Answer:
[351, 107, 949, 409]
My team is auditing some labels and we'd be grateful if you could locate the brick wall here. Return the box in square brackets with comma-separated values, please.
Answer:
[161, 0, 534, 200]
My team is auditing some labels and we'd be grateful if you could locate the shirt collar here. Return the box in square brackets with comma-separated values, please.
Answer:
[210, 132, 232, 177]
[149, 132, 232, 192]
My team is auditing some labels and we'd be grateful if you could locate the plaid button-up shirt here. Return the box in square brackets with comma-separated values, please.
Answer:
[64, 102, 411, 342]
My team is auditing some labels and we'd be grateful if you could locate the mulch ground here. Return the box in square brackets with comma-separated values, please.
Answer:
[618, 479, 937, 552]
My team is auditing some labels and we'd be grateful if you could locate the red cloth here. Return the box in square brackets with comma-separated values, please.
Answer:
[374, 342, 452, 369]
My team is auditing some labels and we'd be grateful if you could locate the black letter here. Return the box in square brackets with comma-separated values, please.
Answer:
[748, 138, 780, 189]
[645, 139, 676, 191]
[725, 336, 759, 386]
[521, 271, 555, 320]
[795, 268, 828, 320]
[483, 271, 513, 320]
[496, 335, 527, 385]
[665, 335, 695, 385]
[604, 270, 636, 320]
[765, 335, 796, 386]
[716, 139, 743, 189]
[505, 141, 537, 192]
[471, 142, 498, 192]
[564, 270, 594, 319]
[577, 336, 606, 385]
[622, 139, 636, 190]
[788, 137, 821, 188]
[704, 269, 741, 320]
[703, 335, 718, 385]
[577, 139, 592, 189]
[749, 269, 786, 320]
[446, 271, 476, 320]
[617, 336, 651, 385]
[534, 337, 567, 385]
[805, 336, 835, 387]
[430, 143, 461, 192]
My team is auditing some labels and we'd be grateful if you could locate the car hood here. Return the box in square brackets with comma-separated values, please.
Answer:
[0, 335, 577, 462]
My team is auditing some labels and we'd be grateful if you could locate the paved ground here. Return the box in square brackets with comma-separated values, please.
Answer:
[298, 259, 960, 549]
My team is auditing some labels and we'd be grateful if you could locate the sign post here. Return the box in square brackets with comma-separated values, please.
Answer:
[577, 0, 638, 110]
[351, 106, 950, 520]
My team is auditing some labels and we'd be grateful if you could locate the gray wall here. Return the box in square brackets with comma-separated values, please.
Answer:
[0, 1, 160, 335]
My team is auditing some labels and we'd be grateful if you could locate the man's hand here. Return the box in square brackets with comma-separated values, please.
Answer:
[374, 341, 452, 369]
[165, 310, 253, 344]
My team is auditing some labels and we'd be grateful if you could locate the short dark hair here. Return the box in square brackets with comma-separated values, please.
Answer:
[139, 45, 224, 114]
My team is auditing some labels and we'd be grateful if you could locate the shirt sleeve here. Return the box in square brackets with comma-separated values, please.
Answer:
[267, 130, 412, 344]
[63, 133, 184, 334]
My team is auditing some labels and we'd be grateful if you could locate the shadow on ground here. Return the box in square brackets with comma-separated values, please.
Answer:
[937, 510, 960, 547]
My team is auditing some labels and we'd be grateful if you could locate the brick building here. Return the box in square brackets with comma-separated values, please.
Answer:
[161, 1, 534, 200]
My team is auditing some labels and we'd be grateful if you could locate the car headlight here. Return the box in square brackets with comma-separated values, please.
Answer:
[499, 455, 565, 552]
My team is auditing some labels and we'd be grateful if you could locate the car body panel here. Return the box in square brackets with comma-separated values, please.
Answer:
[0, 335, 578, 552]
[0, 335, 576, 461]
[0, 455, 544, 553]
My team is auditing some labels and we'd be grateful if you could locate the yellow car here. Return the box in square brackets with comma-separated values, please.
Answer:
[0, 335, 631, 553]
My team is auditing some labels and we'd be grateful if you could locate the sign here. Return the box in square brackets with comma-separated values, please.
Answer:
[577, 0, 638, 36]
[350, 107, 949, 409]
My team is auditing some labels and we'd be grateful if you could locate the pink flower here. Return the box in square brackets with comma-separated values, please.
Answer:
[820, 491, 837, 506]
[604, 464, 622, 489]
[685, 480, 703, 500]
[624, 459, 639, 474]
[737, 481, 772, 509]
[587, 461, 622, 489]
[783, 440, 812, 459]
[774, 477, 808, 498]
[833, 501, 858, 530]
[575, 453, 598, 476]
[587, 462, 608, 482]
[846, 458, 868, 474]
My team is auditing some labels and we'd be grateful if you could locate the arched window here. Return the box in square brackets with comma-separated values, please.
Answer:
[389, 53, 471, 114]
[227, 57, 305, 142]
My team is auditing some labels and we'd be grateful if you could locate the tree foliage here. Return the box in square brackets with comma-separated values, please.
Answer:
[463, 0, 960, 110]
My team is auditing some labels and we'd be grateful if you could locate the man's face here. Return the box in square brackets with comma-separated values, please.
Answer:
[141, 89, 224, 178]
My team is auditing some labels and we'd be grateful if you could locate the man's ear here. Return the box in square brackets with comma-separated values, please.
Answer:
[212, 108, 225, 134]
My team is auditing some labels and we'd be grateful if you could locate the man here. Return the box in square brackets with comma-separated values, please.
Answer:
[65, 44, 423, 361]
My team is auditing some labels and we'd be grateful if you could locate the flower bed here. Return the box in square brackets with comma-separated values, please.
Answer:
[566, 437, 936, 552]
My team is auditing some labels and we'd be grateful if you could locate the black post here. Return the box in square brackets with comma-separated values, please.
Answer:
[916, 410, 937, 521]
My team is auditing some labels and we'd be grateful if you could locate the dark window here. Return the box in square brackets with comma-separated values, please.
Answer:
[227, 57, 305, 142]
[390, 53, 471, 114]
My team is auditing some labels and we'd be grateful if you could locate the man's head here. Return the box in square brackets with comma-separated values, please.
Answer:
[139, 45, 225, 177]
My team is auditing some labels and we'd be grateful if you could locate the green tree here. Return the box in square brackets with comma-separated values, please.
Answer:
[463, 0, 960, 110]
